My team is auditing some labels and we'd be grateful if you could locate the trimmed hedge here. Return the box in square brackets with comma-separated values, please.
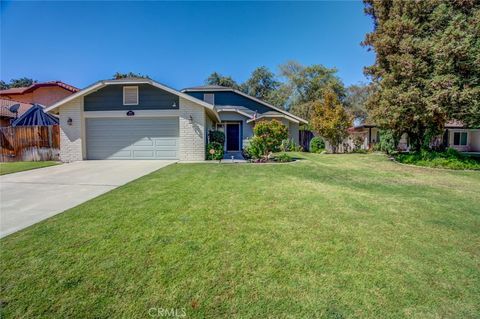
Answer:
[309, 137, 325, 153]
[395, 148, 480, 170]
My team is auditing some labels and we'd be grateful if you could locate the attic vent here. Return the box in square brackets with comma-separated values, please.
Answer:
[203, 93, 215, 105]
[123, 86, 139, 105]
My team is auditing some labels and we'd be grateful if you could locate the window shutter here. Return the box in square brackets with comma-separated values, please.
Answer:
[203, 93, 215, 105]
[123, 86, 139, 105]
[460, 132, 468, 145]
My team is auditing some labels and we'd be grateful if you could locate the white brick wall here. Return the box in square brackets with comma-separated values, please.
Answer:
[179, 97, 206, 161]
[59, 97, 84, 162]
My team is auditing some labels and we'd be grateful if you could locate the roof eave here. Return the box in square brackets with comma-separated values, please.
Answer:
[181, 87, 308, 124]
[181, 88, 233, 93]
[246, 114, 300, 124]
[217, 108, 253, 119]
[44, 79, 221, 122]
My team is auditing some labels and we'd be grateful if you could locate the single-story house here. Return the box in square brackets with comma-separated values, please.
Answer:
[443, 120, 480, 152]
[45, 78, 307, 162]
[344, 121, 480, 152]
[0, 81, 79, 107]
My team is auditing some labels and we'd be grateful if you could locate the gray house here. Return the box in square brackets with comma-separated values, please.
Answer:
[46, 78, 306, 162]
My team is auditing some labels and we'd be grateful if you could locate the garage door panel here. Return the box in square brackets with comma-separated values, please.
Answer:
[133, 150, 155, 158]
[86, 118, 179, 160]
[156, 150, 178, 157]
[155, 139, 177, 146]
[133, 139, 155, 147]
[114, 150, 133, 158]
[89, 150, 133, 159]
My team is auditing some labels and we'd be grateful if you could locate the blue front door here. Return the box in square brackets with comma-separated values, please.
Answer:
[226, 123, 240, 151]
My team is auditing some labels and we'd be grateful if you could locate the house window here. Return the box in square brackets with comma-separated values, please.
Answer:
[453, 132, 468, 146]
[123, 86, 139, 105]
[203, 93, 215, 105]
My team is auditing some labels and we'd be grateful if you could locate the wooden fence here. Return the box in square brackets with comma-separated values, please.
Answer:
[0, 125, 60, 162]
[299, 130, 315, 152]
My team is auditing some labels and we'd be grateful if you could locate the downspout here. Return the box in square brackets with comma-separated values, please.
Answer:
[444, 129, 449, 148]
[368, 127, 372, 148]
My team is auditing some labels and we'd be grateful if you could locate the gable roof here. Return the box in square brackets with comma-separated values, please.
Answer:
[181, 86, 308, 124]
[0, 81, 79, 95]
[44, 78, 220, 121]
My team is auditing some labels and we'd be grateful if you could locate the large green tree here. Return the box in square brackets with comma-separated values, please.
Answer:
[345, 83, 375, 124]
[0, 77, 37, 89]
[363, 0, 480, 150]
[112, 72, 150, 79]
[280, 61, 346, 121]
[311, 89, 352, 153]
[206, 72, 239, 89]
[0, 81, 9, 90]
[241, 66, 281, 105]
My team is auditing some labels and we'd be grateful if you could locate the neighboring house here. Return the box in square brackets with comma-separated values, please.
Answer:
[347, 124, 380, 150]
[182, 85, 307, 151]
[344, 121, 480, 152]
[45, 79, 307, 162]
[444, 120, 480, 152]
[0, 81, 79, 107]
[0, 98, 33, 127]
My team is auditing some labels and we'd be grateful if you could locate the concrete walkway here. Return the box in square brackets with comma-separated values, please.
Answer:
[222, 151, 247, 163]
[0, 160, 175, 238]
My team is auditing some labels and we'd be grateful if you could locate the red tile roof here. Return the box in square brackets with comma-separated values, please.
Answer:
[0, 81, 79, 95]
[0, 98, 34, 118]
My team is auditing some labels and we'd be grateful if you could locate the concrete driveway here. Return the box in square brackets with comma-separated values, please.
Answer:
[0, 160, 175, 238]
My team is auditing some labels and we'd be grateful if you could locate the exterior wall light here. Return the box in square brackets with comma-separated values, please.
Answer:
[67, 117, 73, 126]
[189, 115, 193, 124]
[172, 102, 177, 108]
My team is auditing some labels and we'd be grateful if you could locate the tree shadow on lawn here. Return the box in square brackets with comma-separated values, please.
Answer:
[272, 157, 480, 232]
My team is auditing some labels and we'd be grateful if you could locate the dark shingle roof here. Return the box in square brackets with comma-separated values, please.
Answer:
[182, 85, 232, 91]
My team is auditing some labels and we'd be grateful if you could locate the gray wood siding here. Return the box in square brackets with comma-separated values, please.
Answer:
[186, 91, 272, 114]
[84, 84, 179, 111]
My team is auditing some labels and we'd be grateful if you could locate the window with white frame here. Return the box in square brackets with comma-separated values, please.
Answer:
[453, 132, 468, 146]
[123, 86, 139, 105]
[203, 93, 215, 105]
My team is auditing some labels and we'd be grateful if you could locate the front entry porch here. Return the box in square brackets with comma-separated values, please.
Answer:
[223, 151, 245, 161]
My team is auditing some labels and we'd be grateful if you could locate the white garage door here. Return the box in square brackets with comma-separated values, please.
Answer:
[86, 117, 179, 160]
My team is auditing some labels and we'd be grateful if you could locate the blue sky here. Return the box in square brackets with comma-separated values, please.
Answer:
[1, 1, 374, 90]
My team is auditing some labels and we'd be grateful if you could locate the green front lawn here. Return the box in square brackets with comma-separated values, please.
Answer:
[1, 154, 479, 318]
[0, 161, 59, 175]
